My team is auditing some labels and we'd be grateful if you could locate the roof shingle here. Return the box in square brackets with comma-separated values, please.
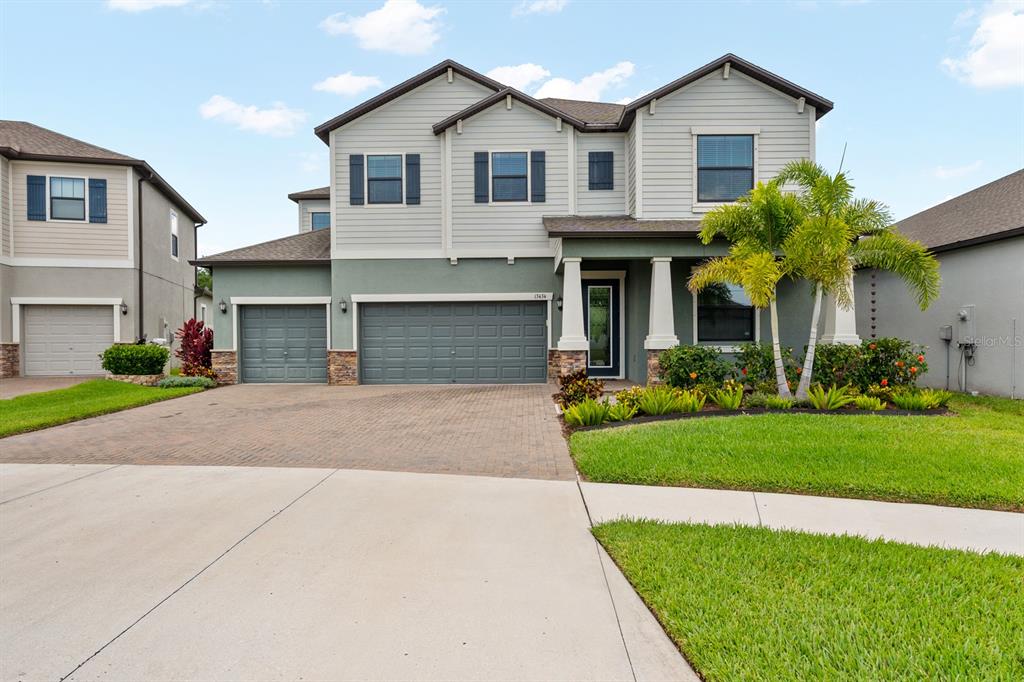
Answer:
[544, 215, 702, 237]
[192, 229, 331, 265]
[287, 186, 330, 201]
[538, 98, 625, 125]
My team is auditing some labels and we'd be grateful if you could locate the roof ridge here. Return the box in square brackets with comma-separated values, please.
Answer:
[897, 168, 1024, 223]
[0, 120, 139, 161]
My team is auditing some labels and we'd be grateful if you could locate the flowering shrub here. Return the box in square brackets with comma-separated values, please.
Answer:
[555, 369, 604, 407]
[614, 385, 647, 412]
[734, 343, 799, 388]
[857, 338, 928, 390]
[659, 345, 730, 390]
[174, 319, 214, 378]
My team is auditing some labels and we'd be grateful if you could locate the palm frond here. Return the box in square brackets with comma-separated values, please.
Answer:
[851, 231, 941, 309]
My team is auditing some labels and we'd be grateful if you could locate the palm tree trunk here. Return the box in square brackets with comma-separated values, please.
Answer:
[795, 283, 823, 400]
[769, 299, 793, 398]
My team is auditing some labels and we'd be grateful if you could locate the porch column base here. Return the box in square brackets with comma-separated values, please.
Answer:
[553, 350, 587, 377]
[211, 350, 237, 385]
[328, 350, 358, 386]
[821, 272, 861, 346]
[646, 349, 664, 385]
[0, 343, 20, 378]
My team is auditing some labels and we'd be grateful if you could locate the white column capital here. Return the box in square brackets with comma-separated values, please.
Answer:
[650, 257, 672, 263]
[562, 257, 582, 263]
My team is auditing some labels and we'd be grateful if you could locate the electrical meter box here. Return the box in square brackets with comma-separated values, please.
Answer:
[957, 305, 976, 345]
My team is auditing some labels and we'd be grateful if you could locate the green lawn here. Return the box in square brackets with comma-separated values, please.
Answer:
[0, 379, 204, 438]
[595, 521, 1024, 681]
[571, 395, 1024, 511]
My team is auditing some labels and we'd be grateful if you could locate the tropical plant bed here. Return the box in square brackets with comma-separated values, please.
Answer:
[570, 406, 949, 432]
[595, 521, 1023, 681]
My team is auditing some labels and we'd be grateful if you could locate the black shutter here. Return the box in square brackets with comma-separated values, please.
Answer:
[27, 175, 46, 220]
[349, 154, 364, 205]
[405, 154, 420, 205]
[530, 150, 545, 203]
[474, 152, 489, 203]
[588, 151, 613, 190]
[88, 179, 107, 223]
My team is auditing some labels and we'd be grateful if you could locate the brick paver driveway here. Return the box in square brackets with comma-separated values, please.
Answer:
[0, 384, 574, 480]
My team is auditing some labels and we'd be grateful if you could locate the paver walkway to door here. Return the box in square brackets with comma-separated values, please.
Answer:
[0, 384, 573, 480]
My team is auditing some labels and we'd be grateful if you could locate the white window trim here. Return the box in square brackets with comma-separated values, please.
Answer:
[581, 270, 626, 380]
[226, 296, 332, 353]
[10, 297, 124, 344]
[169, 208, 179, 261]
[44, 174, 89, 223]
[363, 152, 406, 207]
[689, 267, 760, 351]
[348, 292, 553, 353]
[690, 128, 760, 213]
[488, 149, 532, 206]
[199, 303, 207, 323]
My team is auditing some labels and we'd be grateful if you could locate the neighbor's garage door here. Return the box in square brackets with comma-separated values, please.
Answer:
[23, 305, 113, 376]
[359, 301, 547, 384]
[239, 305, 327, 383]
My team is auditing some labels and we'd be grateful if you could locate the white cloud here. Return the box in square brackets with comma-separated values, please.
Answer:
[533, 61, 636, 100]
[486, 64, 551, 91]
[320, 0, 444, 55]
[933, 160, 983, 179]
[313, 72, 383, 96]
[107, 0, 190, 10]
[941, 0, 1024, 88]
[513, 0, 568, 16]
[199, 95, 307, 137]
[295, 150, 327, 174]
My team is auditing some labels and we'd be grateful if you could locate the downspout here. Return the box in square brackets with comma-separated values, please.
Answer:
[137, 174, 146, 342]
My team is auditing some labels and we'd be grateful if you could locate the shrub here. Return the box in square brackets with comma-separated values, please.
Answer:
[614, 385, 646, 412]
[765, 395, 795, 410]
[101, 343, 169, 375]
[853, 395, 886, 411]
[636, 386, 684, 415]
[711, 385, 744, 410]
[858, 338, 928, 390]
[921, 388, 953, 408]
[174, 319, 214, 378]
[865, 383, 894, 403]
[607, 402, 638, 422]
[659, 345, 730, 390]
[807, 384, 856, 410]
[157, 375, 216, 389]
[676, 389, 707, 413]
[891, 388, 953, 411]
[813, 343, 863, 388]
[735, 343, 799, 388]
[555, 370, 604, 407]
[744, 392, 772, 408]
[563, 398, 611, 427]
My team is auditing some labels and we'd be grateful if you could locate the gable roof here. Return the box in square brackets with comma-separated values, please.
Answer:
[314, 60, 503, 143]
[895, 169, 1024, 253]
[192, 228, 330, 266]
[0, 120, 206, 224]
[287, 186, 330, 202]
[539, 98, 625, 126]
[623, 54, 833, 122]
[432, 88, 590, 135]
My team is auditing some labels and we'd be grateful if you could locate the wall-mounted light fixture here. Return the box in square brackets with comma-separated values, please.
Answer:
[119, 302, 128, 316]
[556, 296, 563, 311]
[218, 299, 228, 314]
[339, 299, 348, 314]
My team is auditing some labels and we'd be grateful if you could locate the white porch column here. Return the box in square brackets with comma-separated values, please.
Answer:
[820, 273, 861, 345]
[557, 258, 589, 350]
[644, 257, 679, 349]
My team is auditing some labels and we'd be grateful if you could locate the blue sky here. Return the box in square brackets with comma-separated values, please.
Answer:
[2, 0, 1022, 256]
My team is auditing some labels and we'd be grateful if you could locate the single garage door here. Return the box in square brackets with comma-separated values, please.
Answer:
[359, 301, 547, 384]
[23, 305, 113, 376]
[239, 305, 327, 383]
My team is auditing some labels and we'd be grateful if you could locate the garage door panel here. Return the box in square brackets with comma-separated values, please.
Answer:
[23, 305, 112, 376]
[240, 305, 327, 384]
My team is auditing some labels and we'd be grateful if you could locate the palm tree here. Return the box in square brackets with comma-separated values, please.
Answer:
[689, 181, 804, 398]
[777, 160, 941, 399]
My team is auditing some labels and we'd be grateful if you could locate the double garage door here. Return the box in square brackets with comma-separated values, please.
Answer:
[359, 301, 547, 384]
[22, 305, 113, 376]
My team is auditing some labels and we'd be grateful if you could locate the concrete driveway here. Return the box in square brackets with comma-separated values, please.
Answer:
[0, 383, 573, 480]
[0, 463, 693, 681]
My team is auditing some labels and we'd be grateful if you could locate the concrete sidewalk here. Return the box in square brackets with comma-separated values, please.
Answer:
[0, 463, 693, 682]
[581, 482, 1024, 556]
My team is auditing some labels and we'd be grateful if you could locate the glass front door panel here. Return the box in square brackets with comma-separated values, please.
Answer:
[588, 286, 612, 368]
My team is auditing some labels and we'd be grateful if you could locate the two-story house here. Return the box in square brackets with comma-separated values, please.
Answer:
[0, 121, 207, 377]
[196, 54, 850, 386]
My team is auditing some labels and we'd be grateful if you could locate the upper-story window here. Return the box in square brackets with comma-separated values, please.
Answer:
[697, 135, 754, 203]
[588, 151, 614, 191]
[310, 212, 330, 230]
[367, 155, 403, 204]
[491, 152, 528, 202]
[170, 209, 179, 259]
[50, 177, 86, 220]
[696, 281, 755, 344]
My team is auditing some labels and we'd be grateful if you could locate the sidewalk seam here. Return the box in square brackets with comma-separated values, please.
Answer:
[0, 464, 122, 506]
[752, 491, 764, 526]
[59, 467, 340, 681]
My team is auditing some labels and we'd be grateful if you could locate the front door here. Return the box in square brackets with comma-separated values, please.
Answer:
[583, 279, 621, 378]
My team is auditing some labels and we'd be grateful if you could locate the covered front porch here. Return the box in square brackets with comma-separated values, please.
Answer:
[550, 233, 860, 384]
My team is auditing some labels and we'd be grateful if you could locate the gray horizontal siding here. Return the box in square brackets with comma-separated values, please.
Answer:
[576, 133, 626, 216]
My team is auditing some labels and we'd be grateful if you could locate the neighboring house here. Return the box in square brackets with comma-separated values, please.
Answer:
[197, 54, 843, 386]
[289, 186, 331, 233]
[856, 170, 1024, 398]
[0, 121, 206, 377]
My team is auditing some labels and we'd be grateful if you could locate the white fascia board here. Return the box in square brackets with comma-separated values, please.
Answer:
[11, 296, 123, 305]
[229, 296, 332, 305]
[351, 292, 552, 303]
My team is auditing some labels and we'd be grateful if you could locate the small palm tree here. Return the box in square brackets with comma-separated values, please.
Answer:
[777, 160, 941, 399]
[689, 181, 804, 398]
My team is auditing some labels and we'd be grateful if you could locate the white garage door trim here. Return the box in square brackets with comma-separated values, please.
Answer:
[10, 297, 124, 344]
[21, 304, 116, 376]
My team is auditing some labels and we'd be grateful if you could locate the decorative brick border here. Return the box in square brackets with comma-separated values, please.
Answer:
[108, 374, 164, 386]
[646, 350, 664, 385]
[0, 343, 20, 379]
[212, 350, 237, 385]
[328, 350, 358, 385]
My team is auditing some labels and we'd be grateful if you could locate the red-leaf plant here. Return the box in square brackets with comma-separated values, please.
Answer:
[174, 318, 214, 378]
